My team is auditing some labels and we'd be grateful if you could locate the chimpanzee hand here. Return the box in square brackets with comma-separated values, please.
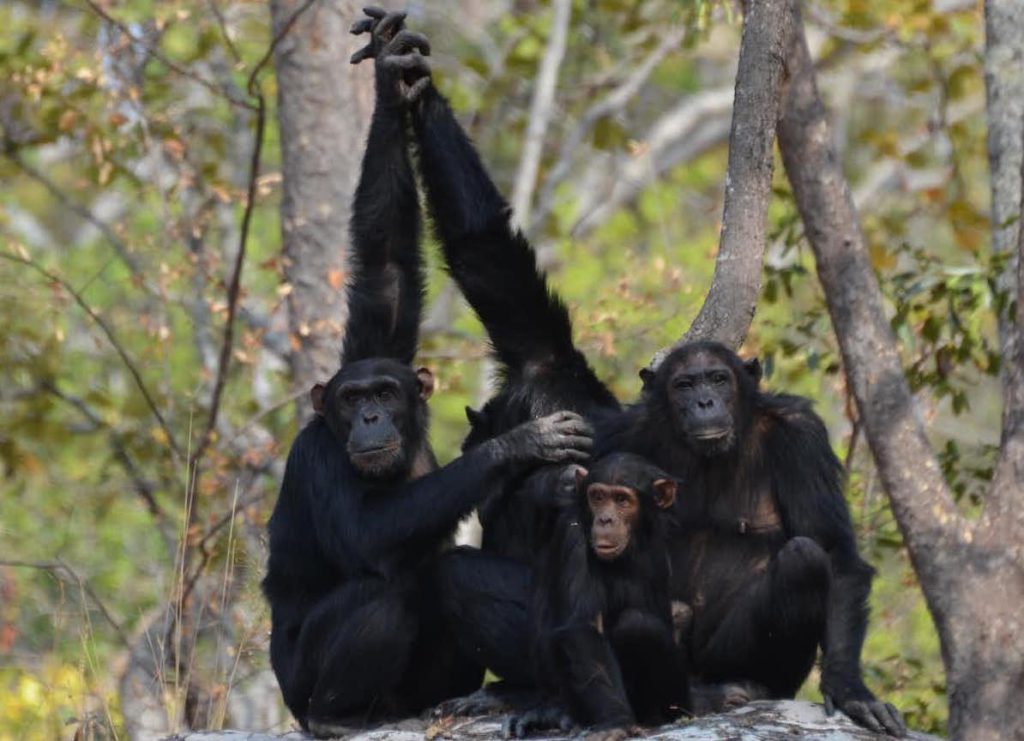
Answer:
[821, 673, 906, 737]
[350, 7, 432, 104]
[500, 411, 593, 465]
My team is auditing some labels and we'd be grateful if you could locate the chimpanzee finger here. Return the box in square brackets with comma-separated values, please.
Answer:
[405, 77, 431, 102]
[559, 449, 591, 463]
[557, 419, 593, 437]
[381, 53, 431, 74]
[846, 701, 884, 734]
[879, 703, 907, 737]
[560, 434, 593, 451]
[350, 18, 373, 35]
[823, 694, 836, 716]
[374, 11, 407, 42]
[383, 29, 431, 56]
[350, 44, 374, 65]
[362, 6, 387, 19]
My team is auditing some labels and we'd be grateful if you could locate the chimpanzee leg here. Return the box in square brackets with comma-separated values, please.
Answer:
[608, 609, 688, 724]
[291, 580, 418, 724]
[694, 536, 831, 698]
[434, 547, 535, 686]
[551, 622, 633, 728]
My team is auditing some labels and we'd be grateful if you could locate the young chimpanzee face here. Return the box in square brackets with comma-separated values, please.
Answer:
[577, 453, 677, 562]
[642, 342, 761, 458]
[312, 358, 434, 479]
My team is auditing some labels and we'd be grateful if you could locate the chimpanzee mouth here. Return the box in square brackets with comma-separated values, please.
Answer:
[691, 428, 729, 441]
[593, 541, 625, 560]
[349, 442, 401, 459]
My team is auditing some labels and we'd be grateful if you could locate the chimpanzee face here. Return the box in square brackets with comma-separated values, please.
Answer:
[664, 350, 739, 455]
[578, 454, 677, 562]
[312, 358, 433, 479]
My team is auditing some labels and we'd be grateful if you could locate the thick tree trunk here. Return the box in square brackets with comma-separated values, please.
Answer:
[271, 0, 375, 407]
[667, 0, 795, 357]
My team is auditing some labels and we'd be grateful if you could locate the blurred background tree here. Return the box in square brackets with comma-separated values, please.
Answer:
[0, 0, 993, 736]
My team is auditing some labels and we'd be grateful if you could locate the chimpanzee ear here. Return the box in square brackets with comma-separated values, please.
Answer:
[416, 366, 435, 400]
[310, 383, 327, 415]
[465, 406, 484, 427]
[639, 367, 656, 391]
[744, 357, 763, 383]
[653, 478, 677, 509]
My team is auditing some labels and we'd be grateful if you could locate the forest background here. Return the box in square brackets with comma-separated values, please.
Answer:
[0, 0, 996, 737]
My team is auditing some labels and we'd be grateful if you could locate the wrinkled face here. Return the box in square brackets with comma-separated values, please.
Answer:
[313, 359, 433, 479]
[665, 351, 739, 456]
[587, 484, 640, 561]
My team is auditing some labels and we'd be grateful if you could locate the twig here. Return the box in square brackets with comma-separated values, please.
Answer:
[510, 0, 572, 228]
[4, 150, 142, 278]
[81, 0, 257, 112]
[0, 250, 183, 460]
[0, 558, 130, 648]
[530, 25, 686, 237]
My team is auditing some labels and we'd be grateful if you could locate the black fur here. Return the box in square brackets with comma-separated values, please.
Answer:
[262, 14, 593, 730]
[599, 342, 885, 716]
[528, 454, 689, 733]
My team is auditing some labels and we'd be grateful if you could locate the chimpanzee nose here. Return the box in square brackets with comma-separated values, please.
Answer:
[697, 397, 715, 410]
[363, 411, 379, 424]
[598, 514, 613, 526]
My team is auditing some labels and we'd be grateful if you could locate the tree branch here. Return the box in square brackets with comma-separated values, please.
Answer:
[777, 4, 962, 598]
[653, 0, 795, 363]
[529, 25, 687, 238]
[0, 558, 130, 648]
[0, 249, 183, 459]
[82, 0, 257, 112]
[510, 0, 572, 228]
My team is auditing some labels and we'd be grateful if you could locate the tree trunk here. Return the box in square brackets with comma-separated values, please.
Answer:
[777, 5, 1024, 739]
[667, 0, 795, 358]
[271, 0, 375, 408]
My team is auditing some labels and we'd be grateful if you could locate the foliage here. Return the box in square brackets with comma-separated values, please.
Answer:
[0, 0, 998, 735]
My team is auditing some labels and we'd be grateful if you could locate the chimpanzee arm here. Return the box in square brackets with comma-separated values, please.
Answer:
[411, 85, 616, 415]
[767, 399, 905, 736]
[342, 13, 428, 365]
[312, 412, 592, 568]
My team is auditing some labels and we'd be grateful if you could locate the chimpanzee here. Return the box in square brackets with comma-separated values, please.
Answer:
[507, 453, 689, 741]
[598, 341, 906, 737]
[388, 24, 624, 709]
[399, 21, 902, 738]
[261, 10, 592, 734]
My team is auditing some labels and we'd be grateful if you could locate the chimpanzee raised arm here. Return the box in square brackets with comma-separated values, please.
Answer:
[262, 10, 593, 734]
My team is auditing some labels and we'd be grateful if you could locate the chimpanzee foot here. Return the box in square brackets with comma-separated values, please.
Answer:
[434, 684, 540, 718]
[690, 680, 771, 715]
[503, 702, 575, 738]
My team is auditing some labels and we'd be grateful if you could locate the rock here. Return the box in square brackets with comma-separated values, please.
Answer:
[171, 701, 941, 740]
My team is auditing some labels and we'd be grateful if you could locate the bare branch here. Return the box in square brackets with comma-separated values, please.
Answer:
[0, 250, 183, 460]
[777, 4, 961, 597]
[81, 0, 257, 112]
[529, 25, 687, 237]
[654, 0, 795, 362]
[3, 150, 142, 278]
[570, 87, 734, 239]
[510, 0, 572, 228]
[0, 558, 130, 648]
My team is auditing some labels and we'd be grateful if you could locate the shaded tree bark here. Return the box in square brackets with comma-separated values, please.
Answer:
[777, 4, 1024, 739]
[664, 0, 795, 358]
[271, 0, 376, 408]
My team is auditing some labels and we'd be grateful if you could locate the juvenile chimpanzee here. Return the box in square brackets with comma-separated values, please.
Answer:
[599, 341, 906, 737]
[508, 454, 689, 741]
[262, 11, 592, 734]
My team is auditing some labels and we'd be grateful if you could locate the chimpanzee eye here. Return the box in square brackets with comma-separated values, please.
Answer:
[340, 390, 359, 406]
[673, 378, 693, 390]
[378, 388, 395, 403]
[712, 372, 729, 385]
[615, 493, 630, 507]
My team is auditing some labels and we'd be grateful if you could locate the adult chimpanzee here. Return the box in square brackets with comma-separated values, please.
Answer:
[599, 341, 906, 737]
[508, 453, 689, 741]
[385, 23, 624, 708]
[262, 11, 592, 735]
